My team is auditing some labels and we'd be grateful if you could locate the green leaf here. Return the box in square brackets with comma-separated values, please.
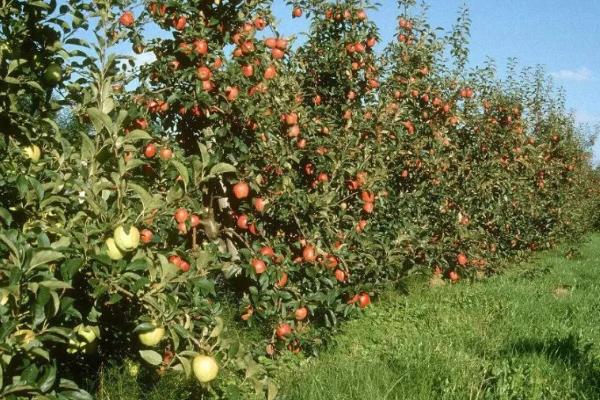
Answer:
[39, 280, 72, 290]
[209, 317, 224, 338]
[38, 364, 57, 393]
[170, 160, 190, 190]
[198, 142, 210, 168]
[80, 133, 96, 164]
[128, 182, 162, 210]
[124, 129, 151, 143]
[0, 207, 12, 225]
[26, 81, 45, 92]
[60, 389, 94, 400]
[42, 118, 61, 134]
[209, 163, 236, 176]
[176, 355, 192, 378]
[29, 250, 64, 270]
[87, 107, 114, 135]
[133, 322, 158, 333]
[139, 350, 163, 365]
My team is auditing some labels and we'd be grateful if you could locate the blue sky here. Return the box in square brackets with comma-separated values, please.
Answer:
[268, 0, 600, 161]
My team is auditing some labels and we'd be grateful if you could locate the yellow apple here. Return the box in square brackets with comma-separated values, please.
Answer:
[113, 225, 140, 251]
[14, 329, 35, 345]
[138, 326, 165, 346]
[24, 145, 41, 162]
[106, 238, 124, 260]
[192, 355, 219, 383]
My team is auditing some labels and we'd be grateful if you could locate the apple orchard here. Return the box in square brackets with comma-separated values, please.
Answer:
[0, 0, 597, 398]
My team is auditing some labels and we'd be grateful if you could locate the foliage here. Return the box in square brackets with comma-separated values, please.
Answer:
[0, 0, 597, 398]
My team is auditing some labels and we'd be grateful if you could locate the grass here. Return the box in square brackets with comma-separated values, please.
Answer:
[98, 235, 600, 399]
[276, 235, 600, 399]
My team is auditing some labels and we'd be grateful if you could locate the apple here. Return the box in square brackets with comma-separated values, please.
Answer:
[179, 260, 190, 272]
[276, 323, 292, 339]
[265, 37, 277, 48]
[237, 214, 249, 230]
[140, 229, 153, 244]
[258, 246, 275, 259]
[251, 258, 266, 274]
[113, 225, 140, 251]
[253, 197, 266, 212]
[276, 271, 288, 288]
[197, 66, 212, 81]
[43, 63, 62, 85]
[225, 86, 239, 101]
[192, 355, 219, 383]
[119, 11, 135, 27]
[358, 293, 371, 309]
[302, 245, 316, 263]
[324, 255, 338, 269]
[295, 307, 308, 321]
[285, 112, 298, 126]
[144, 143, 157, 158]
[457, 253, 468, 266]
[159, 147, 172, 160]
[190, 214, 201, 227]
[264, 65, 277, 80]
[173, 15, 186, 30]
[106, 238, 124, 260]
[24, 144, 41, 162]
[138, 325, 165, 346]
[449, 270, 459, 283]
[271, 48, 285, 60]
[169, 255, 182, 267]
[194, 39, 208, 55]
[232, 181, 250, 199]
[174, 208, 189, 223]
[241, 64, 254, 77]
[335, 269, 346, 282]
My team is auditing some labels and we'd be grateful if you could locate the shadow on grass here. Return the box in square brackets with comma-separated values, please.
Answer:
[493, 334, 600, 398]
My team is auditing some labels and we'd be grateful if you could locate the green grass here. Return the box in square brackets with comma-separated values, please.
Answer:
[98, 235, 600, 399]
[276, 235, 600, 400]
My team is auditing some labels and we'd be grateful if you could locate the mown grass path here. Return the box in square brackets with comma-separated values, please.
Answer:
[278, 235, 600, 399]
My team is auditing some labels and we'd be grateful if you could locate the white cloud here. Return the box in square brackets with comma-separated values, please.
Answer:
[551, 67, 593, 82]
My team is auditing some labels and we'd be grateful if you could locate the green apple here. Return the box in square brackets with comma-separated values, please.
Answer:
[113, 225, 140, 251]
[106, 238, 124, 260]
[43, 63, 63, 85]
[192, 355, 219, 383]
[24, 144, 41, 162]
[138, 326, 165, 346]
